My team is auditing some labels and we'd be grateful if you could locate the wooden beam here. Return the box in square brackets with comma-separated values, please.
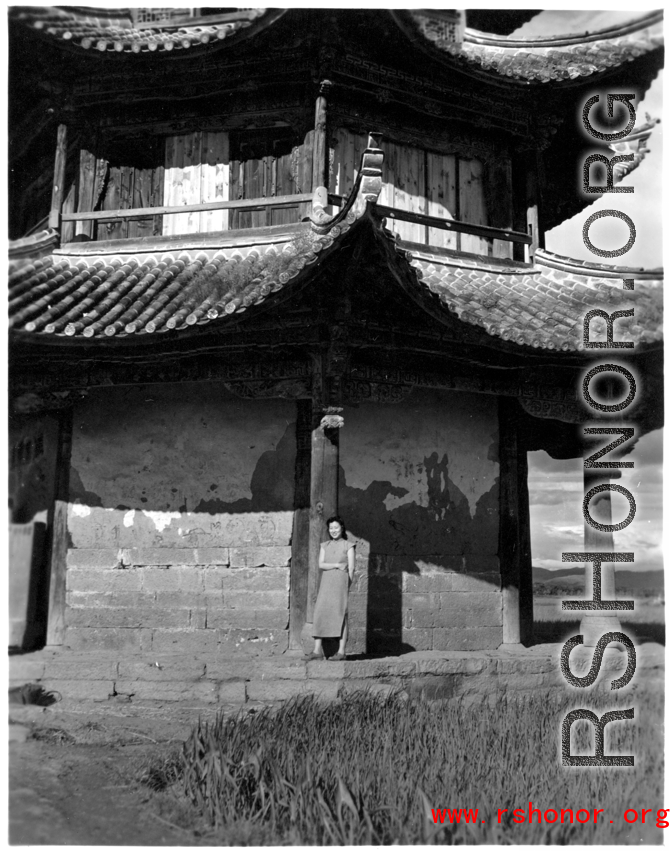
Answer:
[375, 204, 532, 245]
[46, 407, 73, 646]
[61, 192, 314, 223]
[306, 356, 340, 627]
[48, 124, 68, 231]
[289, 399, 312, 650]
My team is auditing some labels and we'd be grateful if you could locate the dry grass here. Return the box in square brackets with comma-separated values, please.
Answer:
[140, 690, 664, 845]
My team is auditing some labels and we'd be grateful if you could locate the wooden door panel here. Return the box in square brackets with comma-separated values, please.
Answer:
[426, 152, 458, 250]
[459, 158, 491, 256]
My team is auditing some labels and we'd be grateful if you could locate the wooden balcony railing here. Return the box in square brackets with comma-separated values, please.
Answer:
[60, 193, 317, 224]
[375, 204, 532, 246]
[48, 117, 531, 255]
[58, 191, 530, 249]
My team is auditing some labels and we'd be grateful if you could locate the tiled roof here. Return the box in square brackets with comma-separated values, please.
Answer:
[8, 129, 663, 355]
[8, 222, 355, 339]
[400, 243, 663, 351]
[10, 218, 663, 354]
[8, 138, 384, 343]
[9, 6, 272, 54]
[13, 7, 663, 76]
[410, 11, 663, 82]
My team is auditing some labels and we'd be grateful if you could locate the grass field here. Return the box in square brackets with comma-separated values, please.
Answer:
[142, 690, 665, 845]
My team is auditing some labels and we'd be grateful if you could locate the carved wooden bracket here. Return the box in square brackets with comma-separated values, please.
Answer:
[319, 406, 344, 430]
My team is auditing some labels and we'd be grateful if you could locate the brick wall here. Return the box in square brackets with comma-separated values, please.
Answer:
[65, 384, 296, 655]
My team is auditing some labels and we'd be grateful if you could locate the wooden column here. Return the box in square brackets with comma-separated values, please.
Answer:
[312, 80, 331, 208]
[289, 399, 312, 650]
[46, 406, 74, 646]
[48, 123, 68, 230]
[498, 397, 533, 645]
[306, 417, 340, 623]
[517, 449, 534, 645]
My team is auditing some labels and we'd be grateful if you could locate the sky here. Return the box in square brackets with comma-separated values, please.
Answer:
[511, 9, 664, 573]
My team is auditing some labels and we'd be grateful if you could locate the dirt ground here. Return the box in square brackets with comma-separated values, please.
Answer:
[8, 706, 209, 846]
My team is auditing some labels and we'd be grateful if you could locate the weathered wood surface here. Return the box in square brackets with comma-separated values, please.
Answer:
[48, 123, 67, 230]
[75, 150, 108, 240]
[331, 127, 367, 204]
[331, 127, 522, 250]
[376, 205, 531, 244]
[459, 158, 490, 256]
[426, 152, 457, 250]
[289, 400, 312, 649]
[517, 448, 533, 645]
[491, 158, 514, 260]
[59, 220, 311, 254]
[64, 192, 313, 223]
[498, 397, 534, 645]
[381, 140, 426, 243]
[75, 149, 97, 240]
[61, 183, 76, 244]
[46, 408, 73, 646]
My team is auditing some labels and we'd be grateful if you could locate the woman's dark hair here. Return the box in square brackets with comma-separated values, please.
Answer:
[326, 515, 348, 539]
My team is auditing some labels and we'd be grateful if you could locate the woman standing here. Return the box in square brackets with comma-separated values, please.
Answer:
[308, 516, 355, 660]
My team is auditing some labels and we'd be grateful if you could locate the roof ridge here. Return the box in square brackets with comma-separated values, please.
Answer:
[535, 248, 663, 280]
[464, 10, 663, 48]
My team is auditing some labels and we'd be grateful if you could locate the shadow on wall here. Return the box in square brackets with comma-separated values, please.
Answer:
[340, 450, 500, 656]
[70, 422, 297, 517]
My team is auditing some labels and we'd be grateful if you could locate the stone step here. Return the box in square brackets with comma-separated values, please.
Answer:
[9, 644, 664, 710]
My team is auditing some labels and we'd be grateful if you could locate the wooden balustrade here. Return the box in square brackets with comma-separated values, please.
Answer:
[61, 193, 316, 224]
[375, 204, 532, 246]
[59, 191, 529, 246]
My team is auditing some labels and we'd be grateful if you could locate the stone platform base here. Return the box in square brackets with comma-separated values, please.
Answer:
[9, 643, 663, 714]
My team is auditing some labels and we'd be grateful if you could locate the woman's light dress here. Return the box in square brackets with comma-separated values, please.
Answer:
[312, 538, 355, 638]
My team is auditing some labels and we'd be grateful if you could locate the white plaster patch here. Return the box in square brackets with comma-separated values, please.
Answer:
[123, 509, 136, 528]
[71, 504, 91, 517]
[143, 510, 181, 532]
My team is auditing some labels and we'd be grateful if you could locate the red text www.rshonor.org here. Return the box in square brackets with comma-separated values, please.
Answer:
[431, 805, 669, 828]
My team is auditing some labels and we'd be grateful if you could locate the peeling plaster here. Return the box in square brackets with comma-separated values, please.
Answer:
[344, 390, 498, 519]
[143, 510, 181, 532]
[68, 385, 295, 510]
[71, 503, 91, 517]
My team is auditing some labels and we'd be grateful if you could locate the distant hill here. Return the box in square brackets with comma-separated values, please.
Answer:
[533, 566, 664, 594]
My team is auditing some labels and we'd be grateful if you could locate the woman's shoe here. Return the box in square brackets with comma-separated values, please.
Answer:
[306, 652, 325, 661]
[331, 652, 346, 661]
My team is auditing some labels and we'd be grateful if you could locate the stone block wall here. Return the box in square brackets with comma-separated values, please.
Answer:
[65, 384, 297, 656]
[339, 388, 501, 653]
